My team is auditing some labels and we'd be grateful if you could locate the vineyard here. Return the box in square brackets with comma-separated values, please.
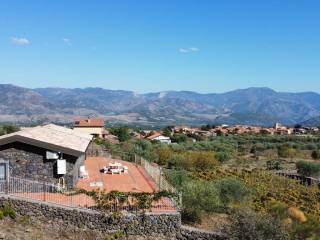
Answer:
[194, 169, 320, 218]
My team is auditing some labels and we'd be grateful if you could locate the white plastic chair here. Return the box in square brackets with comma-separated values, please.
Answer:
[79, 165, 89, 179]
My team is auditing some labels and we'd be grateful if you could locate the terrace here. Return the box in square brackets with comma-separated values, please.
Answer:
[76, 157, 159, 193]
[0, 156, 178, 213]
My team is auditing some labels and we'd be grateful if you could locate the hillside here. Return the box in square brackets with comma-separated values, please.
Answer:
[0, 84, 320, 126]
[301, 115, 320, 127]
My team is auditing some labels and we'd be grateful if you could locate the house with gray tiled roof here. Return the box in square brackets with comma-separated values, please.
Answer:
[0, 124, 92, 187]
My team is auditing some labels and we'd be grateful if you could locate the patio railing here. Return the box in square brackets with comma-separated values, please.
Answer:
[0, 176, 177, 212]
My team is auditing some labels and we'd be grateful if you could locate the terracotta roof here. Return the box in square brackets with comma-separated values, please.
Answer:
[146, 132, 162, 140]
[0, 124, 92, 156]
[74, 118, 105, 127]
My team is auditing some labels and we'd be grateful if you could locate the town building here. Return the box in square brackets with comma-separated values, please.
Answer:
[147, 132, 171, 144]
[73, 118, 105, 138]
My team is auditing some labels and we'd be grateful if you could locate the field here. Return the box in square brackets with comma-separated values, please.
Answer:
[100, 133, 320, 239]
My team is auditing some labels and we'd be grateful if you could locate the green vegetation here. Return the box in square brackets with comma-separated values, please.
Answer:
[101, 133, 320, 238]
[311, 150, 320, 160]
[68, 189, 175, 212]
[106, 230, 126, 240]
[162, 126, 173, 137]
[0, 124, 20, 136]
[109, 126, 130, 142]
[296, 161, 320, 177]
[213, 178, 251, 209]
[266, 159, 282, 170]
[1, 204, 16, 219]
[227, 208, 289, 240]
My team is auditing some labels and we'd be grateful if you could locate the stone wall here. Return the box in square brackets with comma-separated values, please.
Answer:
[0, 195, 181, 237]
[0, 142, 82, 187]
[178, 225, 227, 240]
[0, 195, 227, 239]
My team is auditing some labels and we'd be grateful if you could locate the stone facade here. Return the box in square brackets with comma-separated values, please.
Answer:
[0, 142, 84, 187]
[0, 195, 227, 240]
[178, 225, 227, 240]
[0, 196, 181, 237]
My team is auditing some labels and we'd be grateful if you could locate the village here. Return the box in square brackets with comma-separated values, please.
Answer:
[135, 122, 320, 144]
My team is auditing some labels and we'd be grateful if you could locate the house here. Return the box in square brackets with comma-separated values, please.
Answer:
[0, 124, 92, 188]
[73, 118, 105, 138]
[146, 132, 171, 144]
[174, 125, 192, 134]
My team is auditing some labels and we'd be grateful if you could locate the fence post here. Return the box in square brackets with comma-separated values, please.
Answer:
[5, 176, 9, 194]
[43, 183, 46, 201]
[159, 167, 162, 190]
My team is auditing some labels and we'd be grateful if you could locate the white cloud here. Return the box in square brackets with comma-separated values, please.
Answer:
[189, 47, 199, 52]
[62, 38, 71, 45]
[179, 47, 200, 53]
[179, 48, 189, 53]
[11, 37, 30, 45]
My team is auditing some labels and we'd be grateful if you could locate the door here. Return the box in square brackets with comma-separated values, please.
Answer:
[0, 160, 8, 193]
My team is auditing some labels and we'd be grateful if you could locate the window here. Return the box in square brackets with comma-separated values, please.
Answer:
[0, 163, 7, 181]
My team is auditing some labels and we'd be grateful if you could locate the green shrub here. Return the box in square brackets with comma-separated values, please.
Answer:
[311, 150, 320, 160]
[0, 210, 4, 220]
[266, 160, 282, 170]
[181, 180, 220, 223]
[215, 152, 231, 163]
[164, 169, 190, 190]
[2, 204, 16, 219]
[171, 133, 188, 143]
[106, 230, 126, 240]
[291, 214, 320, 240]
[227, 209, 289, 240]
[296, 161, 320, 177]
[213, 178, 251, 209]
[266, 201, 288, 220]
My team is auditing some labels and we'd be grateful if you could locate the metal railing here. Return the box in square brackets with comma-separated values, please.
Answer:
[139, 158, 182, 208]
[0, 177, 94, 209]
[0, 176, 177, 212]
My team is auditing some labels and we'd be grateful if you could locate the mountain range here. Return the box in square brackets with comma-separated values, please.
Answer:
[0, 84, 320, 127]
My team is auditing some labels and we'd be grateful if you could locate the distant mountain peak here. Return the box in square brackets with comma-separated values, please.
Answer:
[0, 84, 319, 126]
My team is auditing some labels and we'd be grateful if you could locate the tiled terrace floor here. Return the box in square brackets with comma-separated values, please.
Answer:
[76, 157, 159, 193]
[6, 157, 176, 212]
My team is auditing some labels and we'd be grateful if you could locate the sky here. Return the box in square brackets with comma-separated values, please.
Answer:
[0, 0, 320, 93]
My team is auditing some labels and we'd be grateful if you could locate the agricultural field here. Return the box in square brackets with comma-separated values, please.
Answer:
[99, 133, 320, 239]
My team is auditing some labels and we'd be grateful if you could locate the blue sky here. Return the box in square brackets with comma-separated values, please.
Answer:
[0, 0, 319, 93]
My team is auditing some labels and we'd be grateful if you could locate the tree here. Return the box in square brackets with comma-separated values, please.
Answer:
[311, 150, 320, 160]
[109, 126, 130, 142]
[296, 161, 320, 177]
[294, 124, 302, 129]
[162, 126, 173, 137]
[181, 180, 220, 223]
[171, 133, 187, 143]
[213, 178, 251, 209]
[200, 124, 211, 131]
[155, 147, 173, 165]
[187, 151, 219, 171]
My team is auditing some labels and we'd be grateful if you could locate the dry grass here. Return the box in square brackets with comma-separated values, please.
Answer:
[192, 213, 230, 232]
